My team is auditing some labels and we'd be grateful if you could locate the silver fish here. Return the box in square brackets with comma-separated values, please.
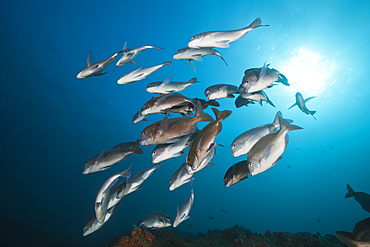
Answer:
[336, 217, 370, 247]
[231, 111, 284, 157]
[152, 129, 198, 164]
[223, 160, 250, 187]
[185, 143, 215, 174]
[117, 164, 163, 198]
[95, 165, 132, 223]
[132, 109, 148, 124]
[169, 163, 194, 191]
[146, 76, 199, 94]
[173, 183, 194, 227]
[83, 139, 143, 174]
[288, 92, 317, 120]
[117, 61, 171, 84]
[205, 84, 239, 100]
[173, 47, 227, 71]
[345, 184, 370, 213]
[116, 42, 163, 67]
[247, 116, 302, 176]
[188, 17, 268, 48]
[139, 212, 172, 229]
[239, 62, 289, 94]
[76, 49, 129, 79]
[83, 205, 117, 236]
[235, 95, 255, 108]
[140, 92, 195, 116]
[241, 90, 275, 107]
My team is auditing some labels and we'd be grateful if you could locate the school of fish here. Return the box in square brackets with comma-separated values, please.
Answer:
[76, 17, 326, 238]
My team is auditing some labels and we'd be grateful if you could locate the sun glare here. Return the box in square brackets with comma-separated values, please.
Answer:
[279, 48, 335, 96]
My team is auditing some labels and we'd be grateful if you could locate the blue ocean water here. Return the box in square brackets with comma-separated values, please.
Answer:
[1, 0, 369, 246]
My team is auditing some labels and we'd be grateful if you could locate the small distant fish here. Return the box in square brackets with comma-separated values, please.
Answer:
[336, 217, 370, 247]
[235, 95, 255, 108]
[287, 165, 292, 168]
[231, 111, 287, 157]
[220, 209, 227, 213]
[146, 76, 200, 94]
[83, 139, 143, 174]
[173, 47, 227, 72]
[117, 164, 163, 198]
[76, 49, 129, 79]
[317, 219, 321, 222]
[224, 160, 250, 187]
[240, 90, 275, 107]
[288, 92, 317, 120]
[173, 182, 194, 227]
[95, 165, 132, 223]
[116, 42, 163, 67]
[247, 116, 303, 176]
[322, 151, 326, 153]
[117, 61, 171, 84]
[209, 216, 214, 220]
[345, 184, 370, 213]
[188, 17, 268, 49]
[139, 212, 171, 229]
[239, 62, 289, 94]
[205, 84, 239, 100]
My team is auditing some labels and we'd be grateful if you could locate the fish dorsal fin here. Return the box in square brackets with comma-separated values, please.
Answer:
[123, 41, 127, 50]
[158, 113, 170, 135]
[258, 62, 267, 83]
[87, 51, 94, 67]
[162, 76, 173, 86]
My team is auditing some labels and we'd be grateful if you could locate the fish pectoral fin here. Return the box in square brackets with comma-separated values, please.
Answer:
[130, 60, 140, 67]
[134, 73, 145, 78]
[192, 55, 203, 61]
[226, 94, 235, 98]
[94, 71, 108, 76]
[215, 40, 230, 48]
[173, 151, 185, 157]
[304, 96, 316, 103]
[287, 102, 297, 110]
[261, 145, 273, 163]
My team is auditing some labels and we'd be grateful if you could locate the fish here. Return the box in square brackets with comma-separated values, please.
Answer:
[235, 95, 255, 108]
[345, 184, 370, 213]
[220, 209, 228, 213]
[139, 102, 213, 146]
[191, 98, 220, 109]
[76, 49, 130, 79]
[186, 143, 216, 174]
[173, 183, 194, 228]
[132, 109, 148, 124]
[117, 164, 163, 198]
[169, 163, 194, 191]
[205, 84, 239, 100]
[240, 90, 275, 107]
[230, 111, 286, 157]
[186, 108, 232, 172]
[152, 129, 199, 164]
[83, 139, 143, 174]
[146, 76, 200, 94]
[95, 165, 132, 223]
[188, 17, 268, 49]
[247, 116, 303, 176]
[288, 92, 317, 120]
[336, 217, 370, 247]
[116, 42, 163, 67]
[209, 216, 214, 220]
[224, 160, 250, 187]
[117, 61, 171, 84]
[239, 62, 289, 94]
[173, 47, 227, 71]
[140, 93, 195, 116]
[83, 205, 117, 236]
[139, 212, 172, 229]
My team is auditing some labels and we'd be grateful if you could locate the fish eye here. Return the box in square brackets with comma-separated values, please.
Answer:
[153, 151, 156, 155]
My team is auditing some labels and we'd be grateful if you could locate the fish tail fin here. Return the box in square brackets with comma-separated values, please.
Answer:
[153, 46, 164, 51]
[211, 108, 232, 122]
[163, 61, 172, 66]
[345, 184, 355, 198]
[132, 139, 144, 154]
[245, 17, 269, 31]
[153, 163, 164, 170]
[214, 50, 228, 66]
[277, 74, 290, 86]
[194, 102, 213, 122]
[310, 111, 317, 120]
[262, 91, 275, 107]
[335, 234, 359, 247]
[121, 164, 134, 177]
[272, 111, 283, 128]
[188, 77, 199, 84]
[278, 116, 303, 133]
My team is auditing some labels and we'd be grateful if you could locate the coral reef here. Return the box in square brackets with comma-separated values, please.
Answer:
[106, 225, 346, 247]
